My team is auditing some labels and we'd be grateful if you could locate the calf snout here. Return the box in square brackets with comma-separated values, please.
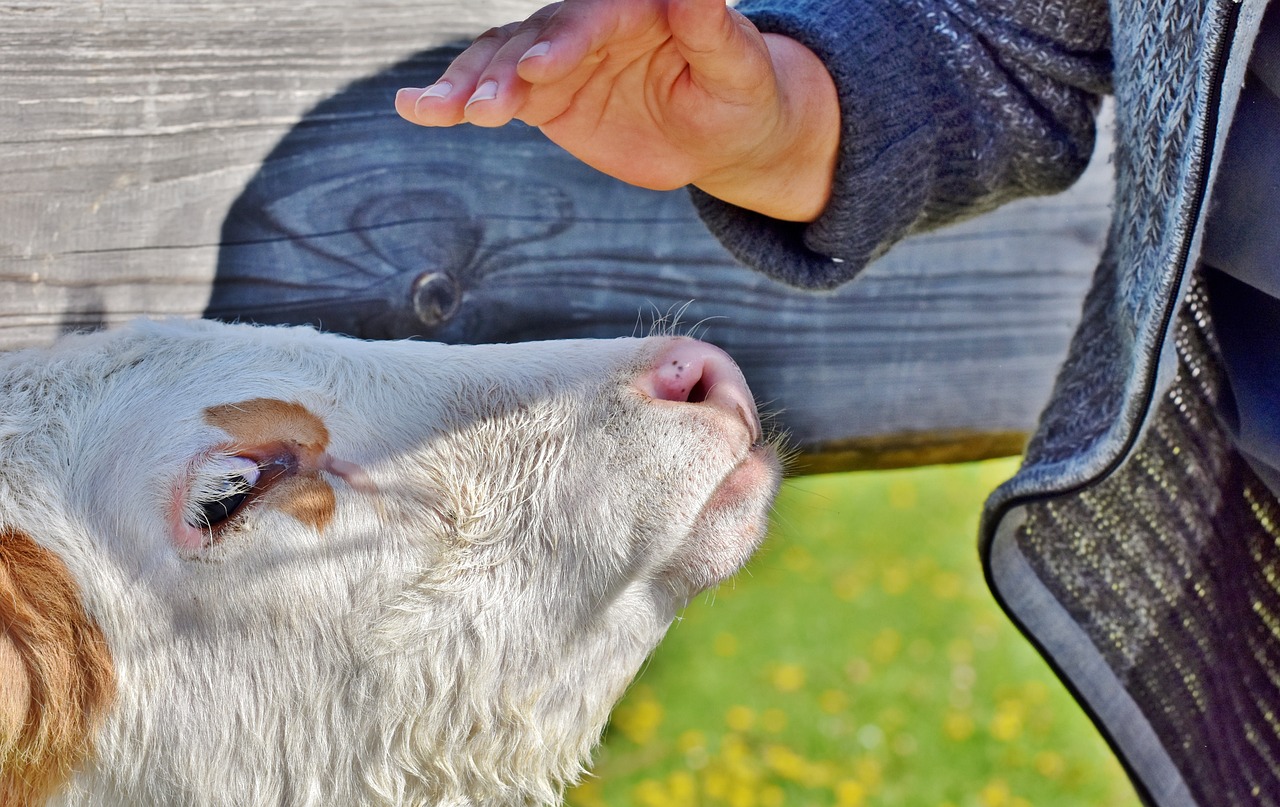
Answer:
[635, 339, 762, 443]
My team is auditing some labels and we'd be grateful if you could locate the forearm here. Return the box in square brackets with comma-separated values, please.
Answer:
[696, 0, 1112, 288]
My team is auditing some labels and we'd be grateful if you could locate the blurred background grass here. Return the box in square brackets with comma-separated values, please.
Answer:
[566, 459, 1143, 807]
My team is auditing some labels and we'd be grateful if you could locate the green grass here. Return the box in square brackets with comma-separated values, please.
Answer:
[567, 459, 1141, 807]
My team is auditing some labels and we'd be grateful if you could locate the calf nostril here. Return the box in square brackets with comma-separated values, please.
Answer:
[638, 339, 763, 442]
[687, 376, 710, 404]
[650, 353, 710, 404]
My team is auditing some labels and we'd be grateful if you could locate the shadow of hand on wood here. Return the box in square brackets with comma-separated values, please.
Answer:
[208, 45, 1107, 470]
[209, 45, 739, 343]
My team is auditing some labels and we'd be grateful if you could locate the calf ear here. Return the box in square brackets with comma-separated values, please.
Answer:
[0, 530, 115, 806]
[0, 631, 31, 755]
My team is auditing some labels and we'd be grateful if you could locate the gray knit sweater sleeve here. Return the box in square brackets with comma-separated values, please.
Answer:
[691, 0, 1112, 289]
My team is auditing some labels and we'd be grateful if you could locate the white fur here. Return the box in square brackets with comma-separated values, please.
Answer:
[1, 319, 779, 806]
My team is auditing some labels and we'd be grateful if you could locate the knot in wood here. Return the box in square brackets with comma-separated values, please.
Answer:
[411, 271, 461, 329]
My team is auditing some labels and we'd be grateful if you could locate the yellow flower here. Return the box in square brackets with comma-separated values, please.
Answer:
[667, 771, 697, 805]
[718, 733, 759, 780]
[870, 629, 902, 664]
[931, 571, 964, 600]
[612, 697, 664, 745]
[771, 663, 806, 692]
[726, 705, 756, 732]
[678, 729, 707, 754]
[720, 733, 751, 759]
[763, 744, 807, 781]
[1034, 750, 1066, 779]
[760, 785, 786, 807]
[762, 708, 788, 733]
[853, 757, 882, 791]
[633, 779, 667, 807]
[819, 689, 849, 715]
[834, 569, 866, 601]
[835, 779, 867, 807]
[943, 711, 975, 741]
[566, 779, 604, 807]
[802, 760, 836, 788]
[704, 769, 731, 800]
[980, 779, 1012, 807]
[881, 563, 911, 595]
[989, 700, 1024, 742]
[729, 782, 759, 807]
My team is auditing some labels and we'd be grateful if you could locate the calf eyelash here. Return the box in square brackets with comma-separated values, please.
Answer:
[184, 455, 262, 530]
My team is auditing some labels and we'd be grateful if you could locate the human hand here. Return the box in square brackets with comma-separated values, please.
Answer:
[395, 0, 838, 222]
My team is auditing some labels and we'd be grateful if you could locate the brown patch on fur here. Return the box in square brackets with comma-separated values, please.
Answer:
[203, 398, 330, 450]
[276, 477, 337, 532]
[0, 635, 30, 749]
[0, 530, 115, 806]
[203, 398, 337, 533]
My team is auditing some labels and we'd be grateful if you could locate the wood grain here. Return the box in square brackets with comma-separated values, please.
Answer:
[0, 1, 1114, 470]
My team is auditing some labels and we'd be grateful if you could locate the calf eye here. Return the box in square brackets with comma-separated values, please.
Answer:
[189, 456, 261, 529]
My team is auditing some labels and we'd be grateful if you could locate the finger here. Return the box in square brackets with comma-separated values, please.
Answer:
[397, 23, 519, 126]
[395, 82, 464, 126]
[668, 0, 773, 97]
[462, 6, 565, 126]
[459, 4, 569, 126]
[508, 54, 607, 128]
[514, 0, 657, 85]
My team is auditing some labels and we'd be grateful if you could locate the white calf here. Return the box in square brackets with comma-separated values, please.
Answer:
[0, 319, 779, 807]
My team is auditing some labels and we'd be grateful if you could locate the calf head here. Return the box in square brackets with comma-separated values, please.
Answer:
[0, 319, 779, 806]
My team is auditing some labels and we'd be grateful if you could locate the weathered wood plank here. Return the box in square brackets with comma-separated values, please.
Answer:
[0, 1, 1113, 471]
[0, 0, 544, 331]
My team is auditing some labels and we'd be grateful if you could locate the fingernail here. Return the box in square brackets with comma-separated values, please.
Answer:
[466, 79, 498, 106]
[520, 41, 551, 63]
[422, 81, 452, 99]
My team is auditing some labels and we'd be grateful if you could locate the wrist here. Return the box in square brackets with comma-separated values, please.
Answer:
[693, 34, 839, 222]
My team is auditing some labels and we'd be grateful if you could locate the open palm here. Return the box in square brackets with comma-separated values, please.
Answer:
[396, 0, 838, 222]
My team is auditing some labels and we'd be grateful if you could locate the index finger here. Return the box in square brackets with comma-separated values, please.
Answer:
[514, 0, 666, 85]
[398, 24, 522, 126]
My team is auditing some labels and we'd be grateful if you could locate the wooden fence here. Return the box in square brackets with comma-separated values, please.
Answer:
[0, 0, 1112, 473]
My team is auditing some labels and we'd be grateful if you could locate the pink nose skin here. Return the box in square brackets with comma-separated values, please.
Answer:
[636, 340, 763, 444]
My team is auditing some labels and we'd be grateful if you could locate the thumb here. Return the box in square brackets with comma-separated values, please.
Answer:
[669, 0, 773, 94]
